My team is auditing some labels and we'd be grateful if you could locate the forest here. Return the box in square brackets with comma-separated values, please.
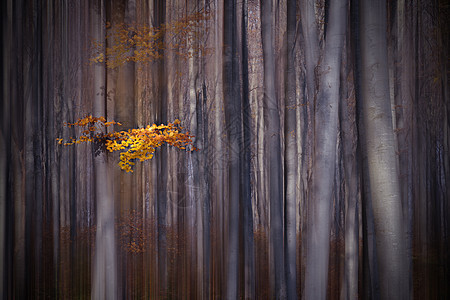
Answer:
[1, 0, 448, 299]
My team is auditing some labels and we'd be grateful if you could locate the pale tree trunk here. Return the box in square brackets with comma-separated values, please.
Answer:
[284, 0, 297, 299]
[185, 3, 203, 297]
[304, 0, 347, 298]
[260, 0, 286, 297]
[339, 44, 359, 299]
[91, 2, 117, 298]
[294, 12, 308, 296]
[358, 0, 409, 298]
[212, 0, 226, 296]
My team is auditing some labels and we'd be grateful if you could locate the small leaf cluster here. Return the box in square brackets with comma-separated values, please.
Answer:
[117, 210, 152, 254]
[58, 115, 195, 172]
[90, 10, 211, 68]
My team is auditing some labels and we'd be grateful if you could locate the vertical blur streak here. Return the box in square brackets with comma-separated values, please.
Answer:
[0, 1, 11, 298]
[284, 0, 298, 298]
[223, 0, 241, 298]
[91, 1, 118, 298]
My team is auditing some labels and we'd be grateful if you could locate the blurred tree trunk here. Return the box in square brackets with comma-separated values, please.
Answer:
[240, 0, 256, 298]
[91, 1, 118, 299]
[339, 37, 359, 299]
[260, 0, 286, 297]
[391, 0, 414, 296]
[357, 0, 409, 298]
[303, 0, 347, 298]
[284, 0, 297, 299]
[223, 0, 241, 297]
[152, 0, 169, 296]
[0, 1, 11, 297]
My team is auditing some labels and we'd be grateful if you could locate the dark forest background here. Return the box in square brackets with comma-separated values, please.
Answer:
[1, 0, 449, 299]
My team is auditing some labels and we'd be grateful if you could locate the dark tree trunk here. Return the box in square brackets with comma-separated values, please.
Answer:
[223, 0, 241, 298]
[260, 0, 286, 298]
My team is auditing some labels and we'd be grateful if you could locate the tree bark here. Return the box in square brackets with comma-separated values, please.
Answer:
[241, 1, 255, 298]
[339, 46, 359, 299]
[284, 0, 298, 299]
[0, 0, 11, 296]
[91, 2, 118, 298]
[299, 0, 319, 109]
[304, 0, 347, 298]
[358, 0, 409, 298]
[260, 0, 286, 297]
[223, 1, 241, 298]
[392, 0, 414, 296]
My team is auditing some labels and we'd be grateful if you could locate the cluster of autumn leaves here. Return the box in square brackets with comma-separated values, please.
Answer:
[58, 115, 195, 172]
[90, 11, 210, 68]
[60, 12, 209, 171]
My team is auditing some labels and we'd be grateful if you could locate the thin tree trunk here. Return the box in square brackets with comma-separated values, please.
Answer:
[91, 2, 117, 298]
[0, 0, 11, 295]
[393, 0, 414, 296]
[151, 1, 169, 296]
[241, 1, 255, 298]
[0, 74, 6, 300]
[223, 0, 241, 298]
[11, 1, 26, 297]
[212, 0, 226, 296]
[284, 0, 298, 298]
[260, 0, 286, 297]
[299, 0, 319, 108]
[339, 47, 359, 299]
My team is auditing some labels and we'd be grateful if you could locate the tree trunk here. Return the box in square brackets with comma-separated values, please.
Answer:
[241, 1, 255, 298]
[339, 45, 359, 299]
[0, 0, 11, 295]
[284, 0, 298, 299]
[223, 0, 241, 298]
[299, 0, 319, 110]
[392, 0, 414, 296]
[260, 0, 286, 298]
[91, 2, 118, 298]
[304, 0, 347, 298]
[358, 0, 409, 298]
